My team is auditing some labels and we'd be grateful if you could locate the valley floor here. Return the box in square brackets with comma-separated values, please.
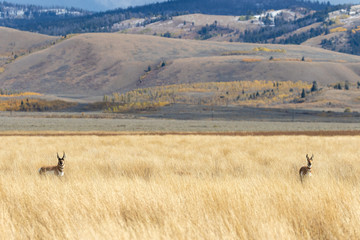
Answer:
[0, 104, 360, 132]
[0, 114, 359, 133]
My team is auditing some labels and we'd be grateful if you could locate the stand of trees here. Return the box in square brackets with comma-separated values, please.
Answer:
[346, 31, 360, 55]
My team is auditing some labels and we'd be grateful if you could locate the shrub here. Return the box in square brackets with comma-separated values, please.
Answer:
[345, 81, 350, 90]
[163, 32, 171, 38]
[301, 89, 306, 98]
[311, 81, 318, 92]
[344, 107, 352, 113]
[334, 83, 342, 90]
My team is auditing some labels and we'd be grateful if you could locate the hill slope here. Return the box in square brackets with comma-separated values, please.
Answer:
[0, 27, 59, 66]
[1, 32, 360, 102]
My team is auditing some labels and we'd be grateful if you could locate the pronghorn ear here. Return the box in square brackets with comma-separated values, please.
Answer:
[63, 152, 66, 159]
[311, 154, 314, 160]
[57, 152, 60, 159]
[306, 154, 309, 160]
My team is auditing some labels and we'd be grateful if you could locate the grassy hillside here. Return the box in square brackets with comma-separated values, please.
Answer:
[1, 32, 360, 103]
[1, 134, 360, 239]
[0, 27, 59, 67]
[140, 56, 360, 87]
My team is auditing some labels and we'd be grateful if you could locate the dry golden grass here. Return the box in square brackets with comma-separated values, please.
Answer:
[1, 134, 360, 239]
[242, 58, 262, 62]
[221, 50, 252, 56]
[330, 27, 348, 33]
[252, 47, 286, 53]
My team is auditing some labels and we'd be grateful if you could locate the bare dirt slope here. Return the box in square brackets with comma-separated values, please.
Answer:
[1, 32, 360, 101]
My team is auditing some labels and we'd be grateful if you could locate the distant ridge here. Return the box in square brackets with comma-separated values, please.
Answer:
[0, 0, 331, 35]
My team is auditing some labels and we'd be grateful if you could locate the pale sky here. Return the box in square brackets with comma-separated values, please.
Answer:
[2, 0, 358, 12]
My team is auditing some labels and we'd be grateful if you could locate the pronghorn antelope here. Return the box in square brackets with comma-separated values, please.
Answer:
[299, 154, 313, 182]
[39, 152, 66, 176]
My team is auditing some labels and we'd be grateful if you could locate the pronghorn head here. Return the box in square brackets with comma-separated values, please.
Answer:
[57, 152, 66, 167]
[306, 154, 313, 168]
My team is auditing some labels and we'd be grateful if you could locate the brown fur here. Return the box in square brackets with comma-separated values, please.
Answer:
[299, 154, 313, 183]
[39, 152, 65, 176]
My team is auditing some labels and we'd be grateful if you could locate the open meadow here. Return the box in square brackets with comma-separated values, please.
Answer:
[1, 134, 360, 239]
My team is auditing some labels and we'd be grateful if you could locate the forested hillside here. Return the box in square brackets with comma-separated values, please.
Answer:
[0, 0, 330, 35]
[3, 0, 360, 56]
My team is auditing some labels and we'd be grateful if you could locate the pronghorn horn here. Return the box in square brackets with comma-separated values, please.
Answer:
[57, 152, 60, 159]
[306, 154, 309, 159]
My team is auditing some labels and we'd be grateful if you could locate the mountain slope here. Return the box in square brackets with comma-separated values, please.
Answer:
[1, 32, 360, 102]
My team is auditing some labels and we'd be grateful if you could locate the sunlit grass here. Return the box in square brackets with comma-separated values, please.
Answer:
[1, 134, 359, 239]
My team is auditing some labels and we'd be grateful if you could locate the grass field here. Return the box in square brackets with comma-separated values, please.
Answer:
[1, 134, 360, 239]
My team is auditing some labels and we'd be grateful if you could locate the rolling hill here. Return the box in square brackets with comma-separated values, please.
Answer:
[0, 27, 58, 54]
[0, 27, 59, 67]
[1, 31, 360, 105]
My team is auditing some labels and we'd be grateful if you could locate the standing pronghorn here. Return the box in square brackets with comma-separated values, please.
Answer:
[39, 152, 66, 176]
[299, 154, 313, 183]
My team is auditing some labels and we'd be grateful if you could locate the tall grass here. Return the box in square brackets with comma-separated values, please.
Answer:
[1, 135, 360, 239]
